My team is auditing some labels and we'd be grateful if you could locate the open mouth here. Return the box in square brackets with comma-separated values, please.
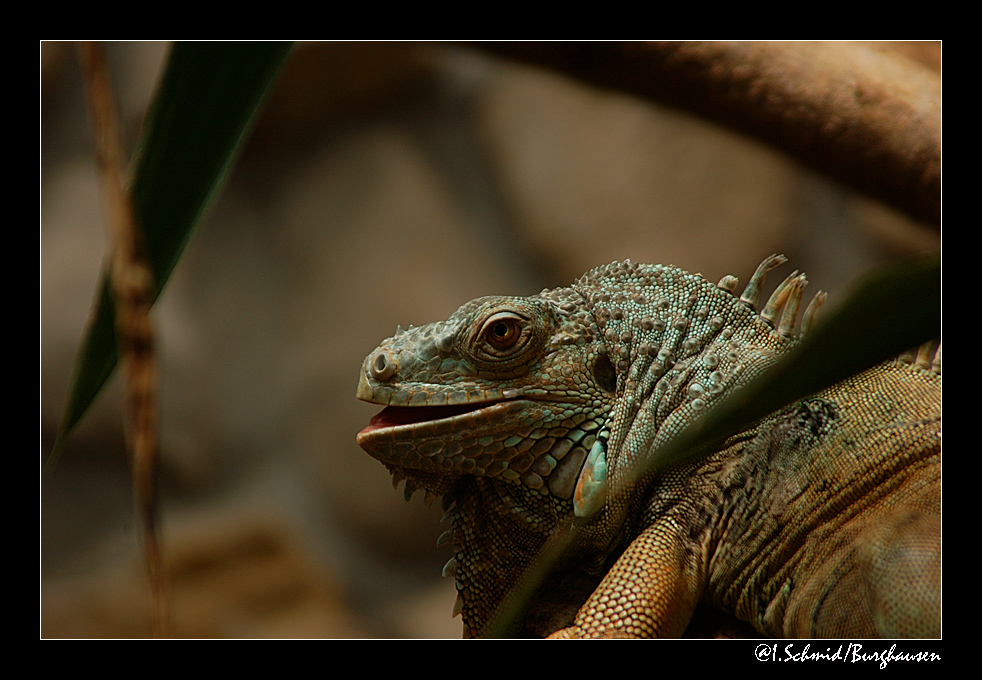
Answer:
[356, 397, 534, 445]
[360, 401, 502, 434]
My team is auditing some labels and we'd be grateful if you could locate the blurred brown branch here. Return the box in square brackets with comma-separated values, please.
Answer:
[467, 41, 941, 227]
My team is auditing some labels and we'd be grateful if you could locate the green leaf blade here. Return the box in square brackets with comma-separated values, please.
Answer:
[50, 41, 293, 461]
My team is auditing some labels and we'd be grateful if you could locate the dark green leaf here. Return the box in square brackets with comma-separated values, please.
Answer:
[50, 41, 293, 461]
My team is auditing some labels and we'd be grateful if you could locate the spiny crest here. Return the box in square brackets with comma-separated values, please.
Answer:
[900, 340, 941, 376]
[570, 254, 826, 380]
[574, 255, 825, 341]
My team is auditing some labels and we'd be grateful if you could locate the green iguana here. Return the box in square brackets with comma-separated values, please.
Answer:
[356, 256, 940, 638]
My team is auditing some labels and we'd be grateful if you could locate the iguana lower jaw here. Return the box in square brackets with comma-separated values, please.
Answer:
[357, 390, 601, 502]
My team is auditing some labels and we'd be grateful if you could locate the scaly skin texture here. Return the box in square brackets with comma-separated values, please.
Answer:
[356, 257, 941, 638]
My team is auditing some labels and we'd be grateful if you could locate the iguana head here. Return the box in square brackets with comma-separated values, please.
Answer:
[356, 256, 813, 635]
[356, 288, 617, 503]
[357, 284, 620, 635]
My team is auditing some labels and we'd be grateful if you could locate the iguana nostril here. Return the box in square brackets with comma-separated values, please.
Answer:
[370, 351, 396, 381]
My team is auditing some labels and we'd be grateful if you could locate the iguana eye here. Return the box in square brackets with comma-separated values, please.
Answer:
[489, 320, 518, 347]
[479, 312, 528, 355]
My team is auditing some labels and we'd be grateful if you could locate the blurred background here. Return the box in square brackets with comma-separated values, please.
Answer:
[40, 41, 940, 638]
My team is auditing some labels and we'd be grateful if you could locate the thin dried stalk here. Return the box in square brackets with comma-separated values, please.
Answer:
[78, 41, 167, 637]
